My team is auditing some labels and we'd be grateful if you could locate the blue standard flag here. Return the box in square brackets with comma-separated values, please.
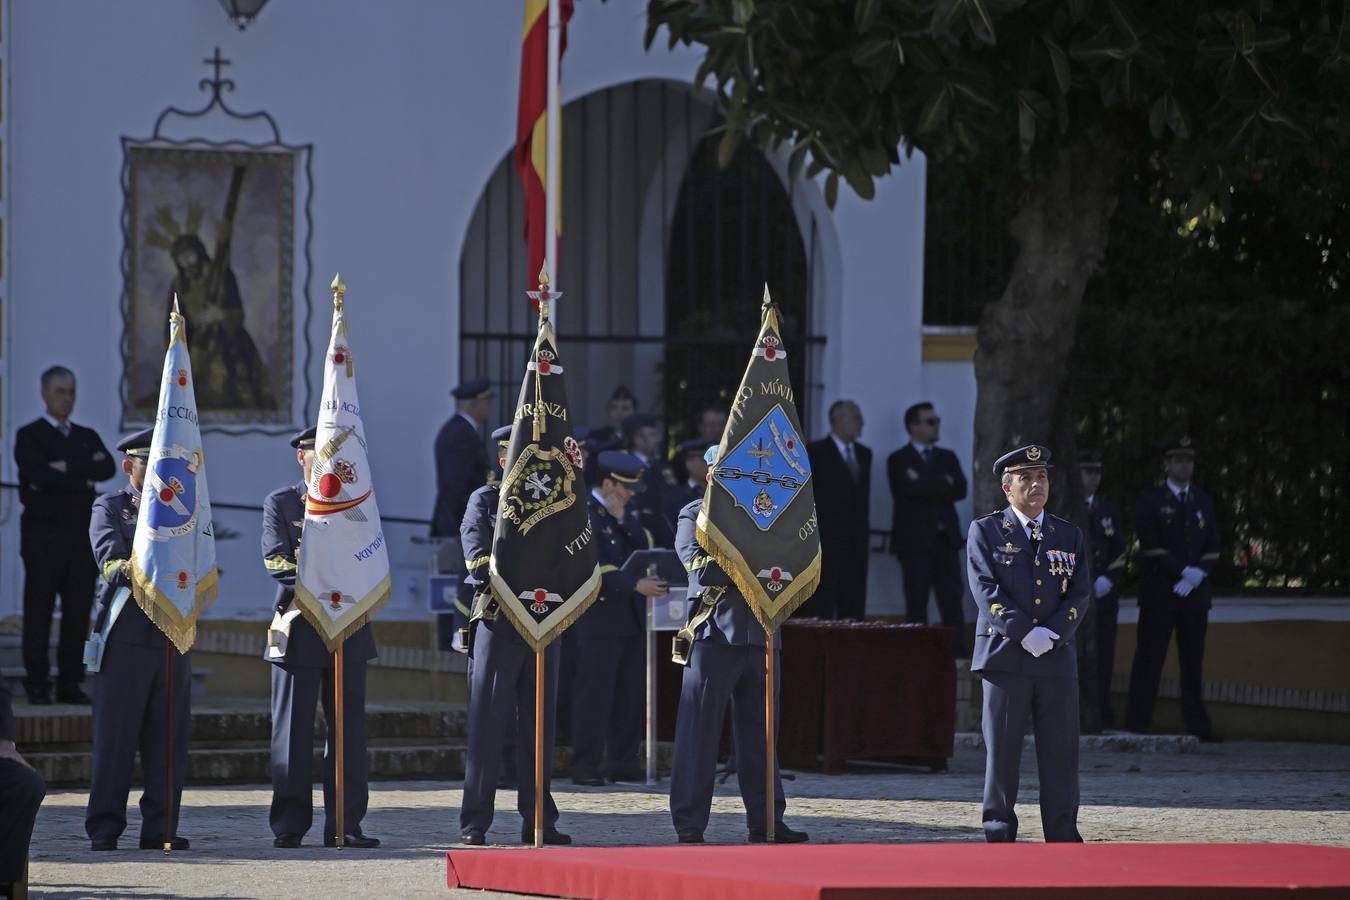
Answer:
[129, 301, 219, 653]
[697, 286, 821, 631]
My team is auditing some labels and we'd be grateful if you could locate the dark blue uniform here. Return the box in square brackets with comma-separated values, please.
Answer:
[636, 455, 677, 548]
[569, 494, 651, 781]
[262, 483, 377, 843]
[669, 500, 787, 838]
[15, 417, 115, 699]
[1082, 494, 1127, 726]
[967, 507, 1089, 842]
[0, 679, 45, 880]
[458, 483, 561, 836]
[432, 414, 488, 643]
[84, 486, 191, 847]
[1125, 484, 1220, 737]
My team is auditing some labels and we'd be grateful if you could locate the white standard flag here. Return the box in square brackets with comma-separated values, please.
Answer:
[294, 274, 391, 649]
[130, 301, 219, 653]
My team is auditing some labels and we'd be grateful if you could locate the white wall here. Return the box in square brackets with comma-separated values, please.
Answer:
[0, 0, 952, 621]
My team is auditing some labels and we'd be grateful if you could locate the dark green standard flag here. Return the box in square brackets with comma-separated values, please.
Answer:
[697, 286, 821, 631]
[489, 292, 601, 650]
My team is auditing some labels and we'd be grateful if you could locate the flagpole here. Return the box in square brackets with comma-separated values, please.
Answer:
[164, 641, 175, 854]
[765, 628, 776, 844]
[335, 640, 346, 850]
[534, 648, 546, 849]
[544, 0, 560, 285]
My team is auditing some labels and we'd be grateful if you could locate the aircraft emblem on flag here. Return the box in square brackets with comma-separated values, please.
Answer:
[145, 446, 203, 540]
[712, 405, 809, 532]
[501, 445, 577, 535]
[756, 566, 794, 592]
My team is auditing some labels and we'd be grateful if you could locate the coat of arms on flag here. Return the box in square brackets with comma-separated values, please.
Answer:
[294, 275, 392, 650]
[697, 286, 821, 631]
[489, 276, 600, 650]
[129, 301, 219, 653]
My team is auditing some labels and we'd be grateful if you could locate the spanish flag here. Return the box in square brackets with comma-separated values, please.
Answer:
[516, 0, 574, 285]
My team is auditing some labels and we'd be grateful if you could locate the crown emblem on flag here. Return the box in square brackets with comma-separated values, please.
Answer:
[753, 334, 786, 362]
[756, 566, 794, 592]
[520, 588, 563, 614]
[563, 436, 582, 468]
[528, 349, 564, 376]
[175, 368, 189, 387]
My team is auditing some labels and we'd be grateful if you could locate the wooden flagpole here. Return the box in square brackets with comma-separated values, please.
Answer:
[334, 641, 346, 849]
[534, 648, 546, 849]
[163, 641, 175, 854]
[765, 628, 776, 843]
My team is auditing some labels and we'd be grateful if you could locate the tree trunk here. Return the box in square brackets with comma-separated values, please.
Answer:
[972, 137, 1120, 730]
[972, 137, 1120, 514]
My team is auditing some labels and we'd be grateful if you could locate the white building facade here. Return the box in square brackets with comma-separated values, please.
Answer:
[0, 0, 975, 622]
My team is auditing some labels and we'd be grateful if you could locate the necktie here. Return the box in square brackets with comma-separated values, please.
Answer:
[59, 423, 70, 438]
[1179, 489, 1189, 506]
[922, 446, 932, 465]
[1027, 520, 1041, 545]
[845, 444, 860, 481]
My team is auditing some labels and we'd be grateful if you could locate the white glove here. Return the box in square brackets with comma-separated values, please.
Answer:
[1181, 566, 1206, 588]
[1093, 575, 1114, 598]
[1172, 578, 1194, 597]
[1020, 626, 1059, 657]
[450, 629, 467, 654]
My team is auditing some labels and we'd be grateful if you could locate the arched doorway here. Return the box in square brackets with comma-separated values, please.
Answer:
[458, 79, 823, 442]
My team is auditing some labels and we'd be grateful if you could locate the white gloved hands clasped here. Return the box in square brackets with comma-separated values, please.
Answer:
[1172, 578, 1195, 597]
[1020, 626, 1060, 657]
[1180, 566, 1207, 588]
[1093, 575, 1114, 598]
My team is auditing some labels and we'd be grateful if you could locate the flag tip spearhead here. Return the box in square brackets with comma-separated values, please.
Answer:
[330, 273, 346, 306]
[537, 264, 550, 290]
[762, 283, 773, 307]
[172, 293, 181, 316]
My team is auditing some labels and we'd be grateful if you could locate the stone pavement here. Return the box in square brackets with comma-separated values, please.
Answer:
[25, 740, 1350, 899]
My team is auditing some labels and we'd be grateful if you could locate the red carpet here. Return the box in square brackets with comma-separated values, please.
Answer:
[446, 842, 1350, 899]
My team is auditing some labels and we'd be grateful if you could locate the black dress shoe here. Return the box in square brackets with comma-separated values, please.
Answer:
[324, 833, 380, 848]
[90, 838, 118, 851]
[273, 833, 303, 848]
[748, 824, 809, 843]
[520, 826, 572, 845]
[677, 830, 704, 844]
[459, 828, 486, 846]
[56, 687, 92, 705]
[139, 836, 190, 850]
[571, 775, 607, 787]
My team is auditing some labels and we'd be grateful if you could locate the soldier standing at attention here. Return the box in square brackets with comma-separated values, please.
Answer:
[457, 427, 569, 846]
[1077, 450, 1128, 729]
[262, 427, 380, 849]
[967, 445, 1089, 843]
[1125, 438, 1221, 742]
[84, 429, 190, 851]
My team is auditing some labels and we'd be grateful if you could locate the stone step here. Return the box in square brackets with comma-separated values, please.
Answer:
[25, 740, 677, 787]
[12, 700, 467, 748]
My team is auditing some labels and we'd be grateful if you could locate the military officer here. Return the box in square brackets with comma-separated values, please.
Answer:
[967, 445, 1089, 843]
[458, 427, 569, 846]
[1125, 438, 1221, 741]
[84, 428, 191, 851]
[664, 438, 712, 524]
[262, 427, 380, 849]
[1077, 450, 1128, 729]
[622, 413, 677, 548]
[668, 454, 809, 844]
[570, 451, 667, 785]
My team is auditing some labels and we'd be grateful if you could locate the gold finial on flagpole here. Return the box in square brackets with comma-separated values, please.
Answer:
[331, 272, 347, 311]
[762, 282, 773, 308]
[527, 264, 561, 323]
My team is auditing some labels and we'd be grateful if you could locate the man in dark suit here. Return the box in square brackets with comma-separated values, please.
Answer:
[664, 438, 712, 526]
[570, 452, 667, 785]
[967, 445, 1089, 843]
[458, 427, 569, 846]
[802, 400, 872, 620]
[669, 487, 809, 845]
[0, 676, 45, 894]
[84, 428, 192, 851]
[1077, 450, 1128, 729]
[1125, 437, 1221, 741]
[887, 402, 968, 653]
[14, 365, 115, 704]
[262, 427, 380, 849]
[590, 386, 637, 448]
[431, 377, 494, 648]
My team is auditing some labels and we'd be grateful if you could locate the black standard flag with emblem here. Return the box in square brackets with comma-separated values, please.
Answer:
[489, 288, 601, 650]
[697, 285, 822, 632]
